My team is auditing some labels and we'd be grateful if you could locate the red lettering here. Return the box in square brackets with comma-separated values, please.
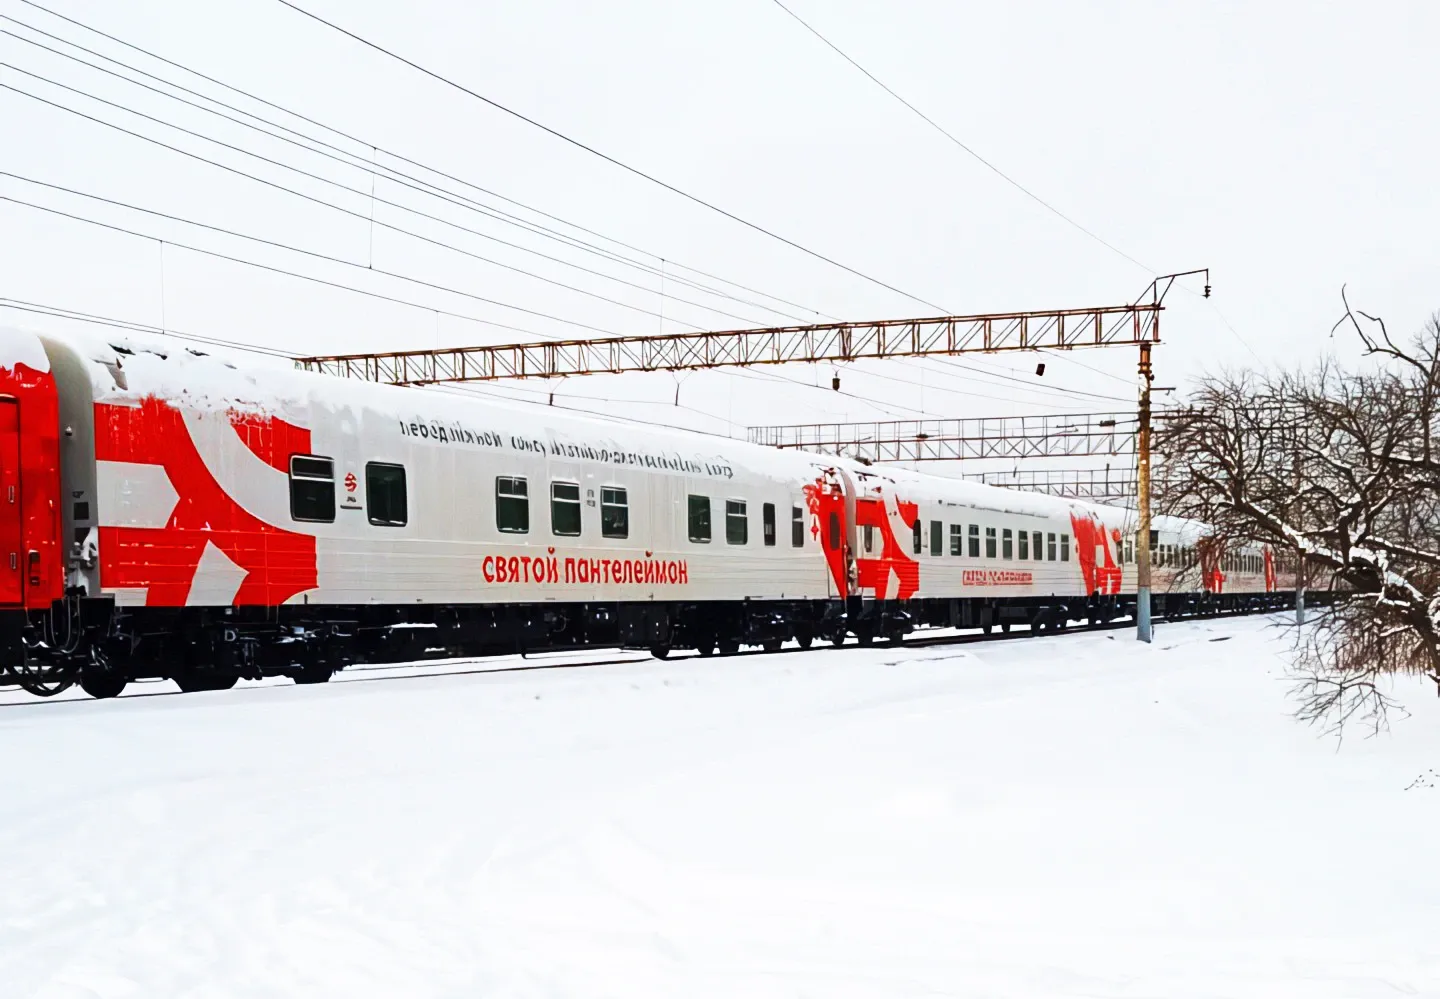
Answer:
[482, 556, 495, 583]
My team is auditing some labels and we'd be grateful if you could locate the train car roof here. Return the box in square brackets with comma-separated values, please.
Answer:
[26, 326, 1230, 546]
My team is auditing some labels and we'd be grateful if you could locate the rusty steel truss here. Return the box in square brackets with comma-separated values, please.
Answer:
[960, 467, 1140, 504]
[293, 304, 1161, 384]
[747, 412, 1136, 463]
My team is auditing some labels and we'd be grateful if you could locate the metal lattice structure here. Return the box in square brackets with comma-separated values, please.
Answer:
[960, 467, 1140, 504]
[293, 304, 1161, 384]
[747, 412, 1136, 463]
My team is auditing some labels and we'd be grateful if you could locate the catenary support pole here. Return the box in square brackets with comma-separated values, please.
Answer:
[1293, 451, 1306, 626]
[1136, 341, 1154, 643]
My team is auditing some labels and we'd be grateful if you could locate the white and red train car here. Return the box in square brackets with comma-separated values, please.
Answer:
[0, 327, 1295, 698]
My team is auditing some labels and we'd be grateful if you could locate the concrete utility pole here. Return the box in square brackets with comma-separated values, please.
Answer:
[1136, 341, 1154, 643]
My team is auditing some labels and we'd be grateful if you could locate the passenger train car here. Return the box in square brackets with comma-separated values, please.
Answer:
[0, 327, 1295, 698]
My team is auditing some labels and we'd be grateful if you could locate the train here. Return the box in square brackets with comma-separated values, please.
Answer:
[0, 325, 1298, 699]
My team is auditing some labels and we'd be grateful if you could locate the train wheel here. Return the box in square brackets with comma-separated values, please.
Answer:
[886, 631, 904, 647]
[857, 631, 873, 647]
[830, 632, 846, 648]
[698, 642, 715, 657]
[649, 645, 671, 660]
[718, 640, 739, 656]
[1001, 622, 1012, 634]
[762, 640, 782, 653]
[292, 664, 333, 685]
[796, 633, 813, 650]
[981, 623, 993, 636]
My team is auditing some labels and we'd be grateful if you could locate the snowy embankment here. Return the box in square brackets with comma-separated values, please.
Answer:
[2, 616, 1438, 998]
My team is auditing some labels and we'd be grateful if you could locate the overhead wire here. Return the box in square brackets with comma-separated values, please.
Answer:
[267, 0, 949, 313]
[0, 69, 765, 332]
[0, 297, 299, 357]
[6, 2, 1151, 422]
[766, 0, 1152, 275]
[10, 0, 831, 323]
[0, 24, 812, 326]
[0, 195, 602, 339]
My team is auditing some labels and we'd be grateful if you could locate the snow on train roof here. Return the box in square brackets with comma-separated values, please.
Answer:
[39, 327, 1215, 540]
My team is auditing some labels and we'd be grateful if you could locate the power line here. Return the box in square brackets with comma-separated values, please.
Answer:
[767, 0, 1154, 275]
[0, 70, 764, 332]
[268, 0, 948, 313]
[0, 195, 601, 339]
[0, 297, 300, 357]
[11, 0, 831, 323]
[0, 19, 816, 327]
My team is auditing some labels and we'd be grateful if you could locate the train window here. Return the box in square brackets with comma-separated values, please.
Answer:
[1032, 531, 1043, 561]
[495, 476, 529, 533]
[601, 487, 629, 539]
[289, 455, 335, 523]
[551, 482, 582, 536]
[1018, 530, 1029, 560]
[862, 523, 875, 553]
[950, 524, 962, 555]
[828, 512, 840, 550]
[726, 500, 748, 545]
[1002, 528, 1014, 560]
[968, 524, 980, 558]
[913, 519, 922, 555]
[1124, 538, 1134, 564]
[985, 527, 997, 559]
[792, 506, 805, 547]
[365, 462, 407, 527]
[1047, 532, 1057, 561]
[1061, 533, 1070, 562]
[763, 503, 776, 546]
[930, 520, 943, 557]
[688, 495, 711, 543]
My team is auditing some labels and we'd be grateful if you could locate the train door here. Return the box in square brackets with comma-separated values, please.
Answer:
[0, 399, 22, 605]
[806, 466, 855, 599]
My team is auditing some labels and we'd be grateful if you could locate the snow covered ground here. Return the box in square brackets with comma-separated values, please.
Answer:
[2, 616, 1438, 998]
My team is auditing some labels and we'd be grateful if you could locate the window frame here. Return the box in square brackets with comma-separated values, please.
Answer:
[930, 520, 943, 557]
[792, 505, 805, 547]
[688, 494, 712, 543]
[1047, 532, 1057, 561]
[600, 485, 629, 539]
[762, 502, 776, 547]
[495, 475, 530, 534]
[550, 480, 582, 537]
[1018, 529, 1029, 560]
[1002, 528, 1014, 560]
[985, 526, 997, 559]
[913, 520, 923, 555]
[725, 499, 749, 545]
[950, 523, 963, 556]
[289, 454, 336, 524]
[968, 524, 980, 558]
[364, 461, 407, 527]
[1032, 531, 1043, 562]
[1061, 533, 1071, 562]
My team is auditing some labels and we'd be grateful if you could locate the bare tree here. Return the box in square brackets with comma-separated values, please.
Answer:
[1158, 291, 1440, 734]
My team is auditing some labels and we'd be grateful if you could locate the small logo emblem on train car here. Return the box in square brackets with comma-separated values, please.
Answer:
[344, 472, 358, 493]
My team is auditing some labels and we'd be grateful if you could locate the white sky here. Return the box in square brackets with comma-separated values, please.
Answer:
[2, 0, 1436, 461]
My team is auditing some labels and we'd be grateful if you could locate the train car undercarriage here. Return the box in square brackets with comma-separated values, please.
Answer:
[0, 588, 1309, 700]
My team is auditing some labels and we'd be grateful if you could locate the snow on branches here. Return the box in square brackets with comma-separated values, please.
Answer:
[1159, 292, 1440, 733]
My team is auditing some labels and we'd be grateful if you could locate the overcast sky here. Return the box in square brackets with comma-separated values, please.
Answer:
[2, 0, 1436, 463]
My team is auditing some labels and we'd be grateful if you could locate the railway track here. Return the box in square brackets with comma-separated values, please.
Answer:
[0, 604, 1275, 707]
